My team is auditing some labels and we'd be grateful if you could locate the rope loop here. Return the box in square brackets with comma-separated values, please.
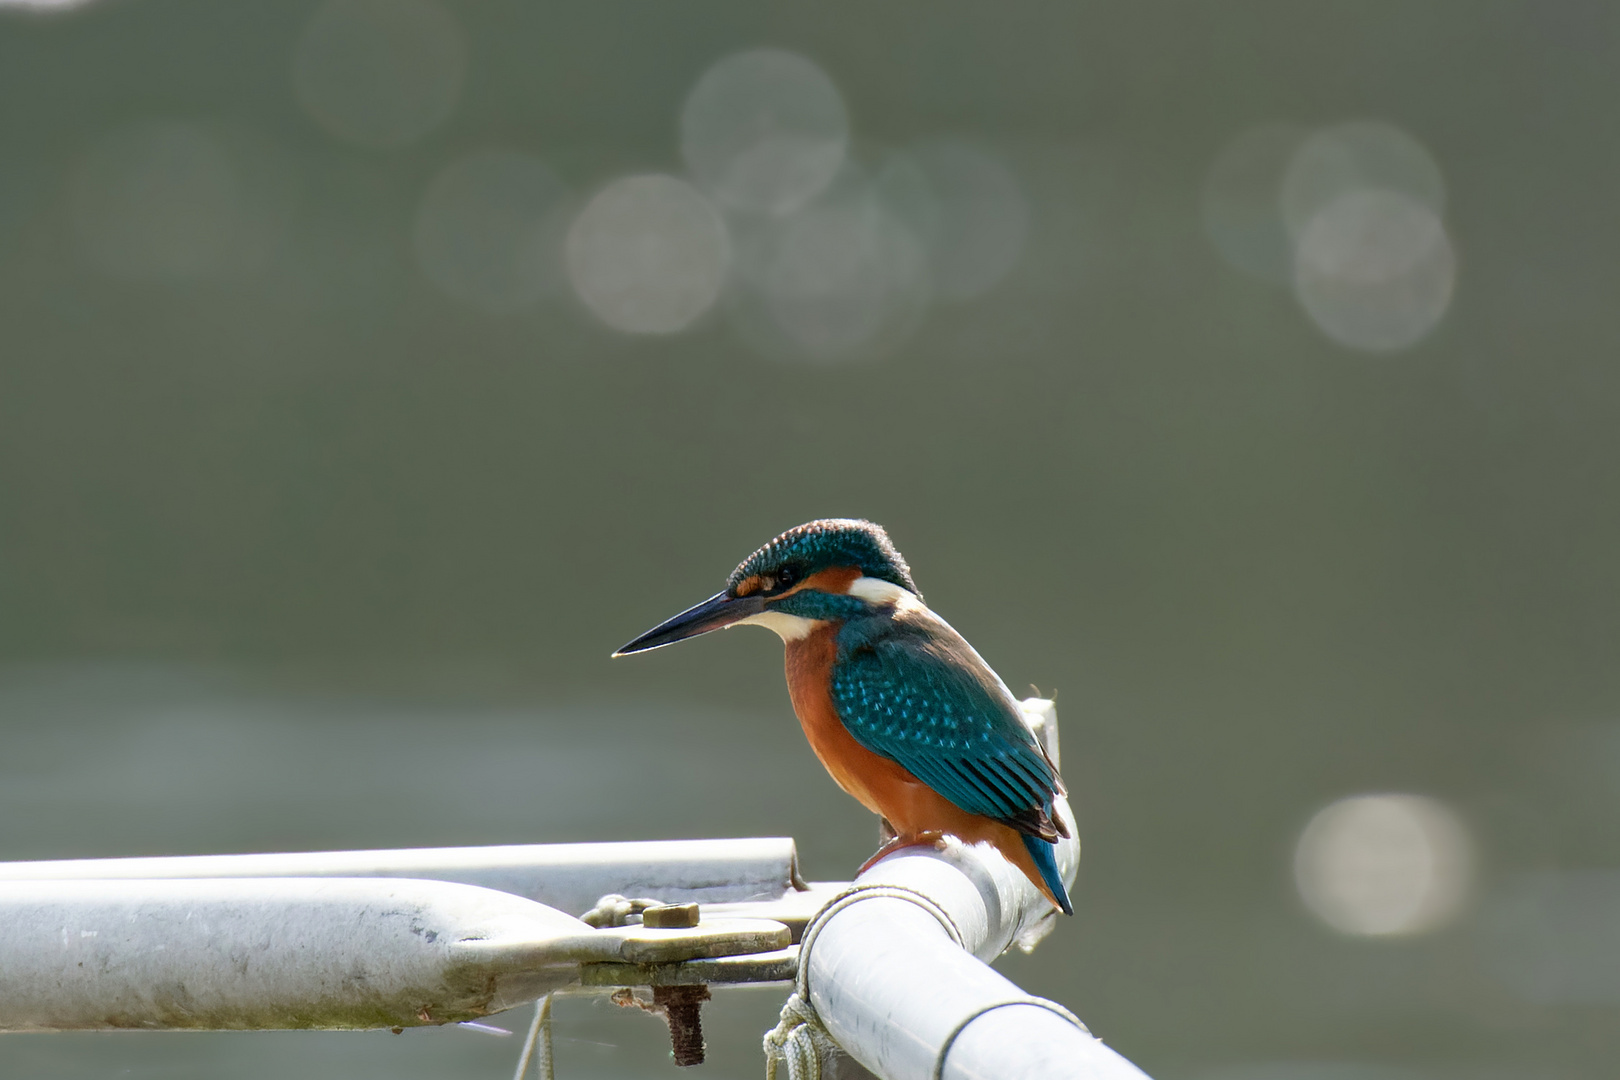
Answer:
[761, 991, 838, 1080]
[580, 893, 666, 928]
[762, 882, 966, 1080]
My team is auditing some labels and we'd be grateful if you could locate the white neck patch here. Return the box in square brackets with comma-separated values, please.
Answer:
[847, 576, 914, 606]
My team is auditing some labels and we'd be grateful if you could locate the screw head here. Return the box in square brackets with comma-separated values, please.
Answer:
[641, 902, 701, 928]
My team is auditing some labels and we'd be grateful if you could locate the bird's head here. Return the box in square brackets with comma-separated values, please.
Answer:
[612, 518, 919, 656]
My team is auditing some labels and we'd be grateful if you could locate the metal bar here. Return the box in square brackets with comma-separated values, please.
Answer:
[0, 837, 802, 917]
[805, 843, 1148, 1080]
[798, 700, 1153, 1080]
[0, 877, 584, 1031]
[0, 877, 790, 1032]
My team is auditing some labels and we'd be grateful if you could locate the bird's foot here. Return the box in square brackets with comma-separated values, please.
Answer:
[858, 830, 949, 874]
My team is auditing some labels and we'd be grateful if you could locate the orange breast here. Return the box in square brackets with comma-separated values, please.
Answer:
[783, 624, 913, 818]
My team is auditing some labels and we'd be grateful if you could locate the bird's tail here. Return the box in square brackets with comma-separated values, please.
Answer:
[1021, 834, 1074, 916]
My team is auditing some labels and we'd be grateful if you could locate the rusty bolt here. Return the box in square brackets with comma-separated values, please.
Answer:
[652, 984, 710, 1067]
[641, 902, 700, 929]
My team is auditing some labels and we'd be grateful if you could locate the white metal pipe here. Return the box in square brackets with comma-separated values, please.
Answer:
[804, 839, 1148, 1080]
[0, 837, 802, 917]
[0, 877, 586, 1031]
[799, 702, 1151, 1080]
[0, 877, 790, 1032]
[945, 1005, 1146, 1080]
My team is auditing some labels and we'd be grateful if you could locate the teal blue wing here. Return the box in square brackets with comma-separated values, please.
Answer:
[829, 618, 1063, 839]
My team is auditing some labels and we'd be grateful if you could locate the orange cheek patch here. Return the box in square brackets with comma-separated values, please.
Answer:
[741, 565, 861, 601]
[782, 566, 862, 598]
[805, 566, 863, 594]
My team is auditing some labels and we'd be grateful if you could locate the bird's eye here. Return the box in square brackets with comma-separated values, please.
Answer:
[776, 567, 797, 589]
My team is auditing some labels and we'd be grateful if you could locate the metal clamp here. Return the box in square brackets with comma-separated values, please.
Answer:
[796, 883, 965, 1001]
[931, 998, 1089, 1080]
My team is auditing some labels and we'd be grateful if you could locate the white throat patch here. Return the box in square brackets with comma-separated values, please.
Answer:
[737, 609, 820, 642]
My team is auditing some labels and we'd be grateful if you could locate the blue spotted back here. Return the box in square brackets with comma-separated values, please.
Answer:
[828, 605, 1062, 832]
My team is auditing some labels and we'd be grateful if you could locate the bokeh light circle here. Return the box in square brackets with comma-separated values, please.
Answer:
[1293, 189, 1455, 352]
[1281, 120, 1444, 241]
[763, 202, 926, 360]
[1294, 793, 1473, 937]
[292, 0, 466, 149]
[1200, 123, 1308, 283]
[566, 174, 729, 334]
[880, 140, 1029, 301]
[728, 170, 931, 364]
[413, 150, 570, 312]
[680, 48, 849, 217]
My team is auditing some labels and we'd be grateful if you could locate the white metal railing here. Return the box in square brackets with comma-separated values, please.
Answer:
[0, 700, 1152, 1080]
[788, 826, 1149, 1080]
[0, 835, 804, 913]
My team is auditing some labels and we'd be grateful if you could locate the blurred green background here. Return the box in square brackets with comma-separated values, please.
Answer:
[2, 0, 1618, 1077]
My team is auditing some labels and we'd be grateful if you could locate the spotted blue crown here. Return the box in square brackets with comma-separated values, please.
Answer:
[727, 519, 919, 599]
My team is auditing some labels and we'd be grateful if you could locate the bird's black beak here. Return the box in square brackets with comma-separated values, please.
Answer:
[611, 590, 766, 657]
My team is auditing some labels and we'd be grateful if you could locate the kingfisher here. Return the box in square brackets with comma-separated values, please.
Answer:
[613, 519, 1073, 915]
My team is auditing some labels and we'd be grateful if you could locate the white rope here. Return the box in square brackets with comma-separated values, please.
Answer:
[762, 990, 838, 1080]
[579, 893, 664, 928]
[511, 994, 554, 1080]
